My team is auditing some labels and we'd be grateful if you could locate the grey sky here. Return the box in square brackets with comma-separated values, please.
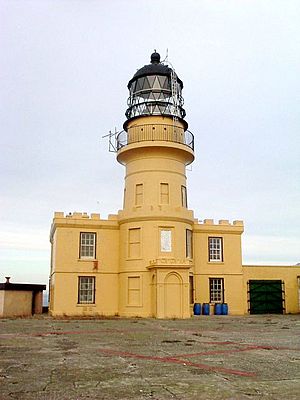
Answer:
[1, 0, 299, 285]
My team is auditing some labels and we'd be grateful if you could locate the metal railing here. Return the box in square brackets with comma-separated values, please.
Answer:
[116, 123, 194, 151]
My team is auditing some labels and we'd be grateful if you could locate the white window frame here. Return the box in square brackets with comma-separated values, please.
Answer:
[78, 276, 95, 304]
[160, 229, 172, 253]
[80, 232, 96, 259]
[209, 278, 224, 303]
[209, 237, 223, 262]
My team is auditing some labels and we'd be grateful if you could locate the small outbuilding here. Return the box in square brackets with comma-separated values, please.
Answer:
[0, 277, 46, 317]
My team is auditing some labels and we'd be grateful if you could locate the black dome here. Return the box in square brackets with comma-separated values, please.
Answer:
[128, 52, 183, 89]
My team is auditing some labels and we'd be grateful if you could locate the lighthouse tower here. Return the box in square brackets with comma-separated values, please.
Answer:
[116, 52, 195, 318]
[49, 51, 273, 319]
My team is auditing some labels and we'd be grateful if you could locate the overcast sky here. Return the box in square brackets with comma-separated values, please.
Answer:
[1, 0, 299, 286]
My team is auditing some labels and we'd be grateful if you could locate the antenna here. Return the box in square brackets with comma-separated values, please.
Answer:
[161, 48, 169, 64]
[102, 128, 119, 152]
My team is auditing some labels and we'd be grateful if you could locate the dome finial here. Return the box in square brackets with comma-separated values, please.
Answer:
[151, 50, 160, 64]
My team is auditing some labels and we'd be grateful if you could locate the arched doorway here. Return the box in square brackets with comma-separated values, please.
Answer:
[164, 272, 182, 318]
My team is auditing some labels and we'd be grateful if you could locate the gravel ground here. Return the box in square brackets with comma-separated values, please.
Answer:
[0, 314, 299, 399]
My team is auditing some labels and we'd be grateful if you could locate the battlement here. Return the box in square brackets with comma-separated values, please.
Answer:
[53, 212, 243, 227]
[193, 218, 244, 233]
[201, 219, 244, 226]
[53, 212, 118, 221]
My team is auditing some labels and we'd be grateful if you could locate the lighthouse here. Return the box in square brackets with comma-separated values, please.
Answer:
[116, 51, 195, 318]
[49, 52, 257, 319]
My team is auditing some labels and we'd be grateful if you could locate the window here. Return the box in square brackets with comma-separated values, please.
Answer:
[181, 185, 187, 208]
[160, 229, 172, 252]
[80, 232, 96, 259]
[186, 229, 193, 258]
[78, 276, 95, 304]
[128, 228, 141, 258]
[123, 188, 126, 208]
[189, 276, 194, 304]
[127, 276, 141, 306]
[209, 237, 223, 262]
[160, 183, 169, 204]
[135, 184, 143, 206]
[209, 278, 224, 303]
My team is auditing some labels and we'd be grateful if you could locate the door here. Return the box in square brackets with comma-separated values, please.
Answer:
[248, 280, 285, 314]
[164, 273, 182, 318]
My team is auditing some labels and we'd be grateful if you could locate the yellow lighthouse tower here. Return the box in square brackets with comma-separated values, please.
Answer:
[49, 51, 300, 318]
[116, 51, 195, 318]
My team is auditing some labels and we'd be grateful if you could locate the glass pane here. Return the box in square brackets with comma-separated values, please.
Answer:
[158, 76, 167, 88]
[158, 104, 166, 114]
[152, 76, 161, 89]
[163, 76, 170, 89]
[143, 77, 151, 89]
[147, 75, 156, 87]
[161, 230, 172, 252]
[139, 77, 145, 89]
[135, 79, 142, 92]
[153, 105, 160, 114]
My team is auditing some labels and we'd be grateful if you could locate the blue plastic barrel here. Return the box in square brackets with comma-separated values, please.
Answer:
[202, 303, 210, 315]
[214, 303, 222, 315]
[193, 303, 201, 315]
[222, 303, 228, 315]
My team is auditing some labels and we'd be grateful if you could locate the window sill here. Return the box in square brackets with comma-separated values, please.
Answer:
[126, 304, 143, 308]
[78, 258, 97, 262]
[208, 261, 224, 264]
[77, 304, 96, 307]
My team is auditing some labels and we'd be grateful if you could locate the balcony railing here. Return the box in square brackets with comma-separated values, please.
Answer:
[116, 123, 194, 151]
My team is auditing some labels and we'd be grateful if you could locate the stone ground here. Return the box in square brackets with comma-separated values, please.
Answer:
[0, 315, 299, 399]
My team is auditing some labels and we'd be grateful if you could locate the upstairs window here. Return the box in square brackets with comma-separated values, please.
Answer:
[186, 229, 193, 258]
[78, 276, 95, 304]
[208, 237, 223, 262]
[209, 278, 224, 303]
[135, 184, 143, 206]
[181, 185, 187, 208]
[160, 183, 169, 204]
[80, 232, 96, 259]
[128, 228, 141, 259]
[160, 229, 172, 253]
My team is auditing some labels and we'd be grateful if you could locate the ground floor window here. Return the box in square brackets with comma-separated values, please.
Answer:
[127, 276, 141, 306]
[189, 275, 194, 304]
[209, 278, 224, 303]
[78, 276, 95, 304]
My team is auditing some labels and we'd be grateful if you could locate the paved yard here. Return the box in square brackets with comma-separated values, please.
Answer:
[0, 315, 299, 399]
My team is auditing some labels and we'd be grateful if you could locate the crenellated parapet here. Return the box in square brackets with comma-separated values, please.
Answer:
[54, 211, 119, 220]
[193, 218, 244, 234]
[50, 211, 119, 242]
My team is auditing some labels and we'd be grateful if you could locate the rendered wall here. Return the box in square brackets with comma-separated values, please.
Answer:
[49, 213, 119, 316]
[1, 291, 32, 317]
[243, 265, 300, 314]
[193, 220, 245, 315]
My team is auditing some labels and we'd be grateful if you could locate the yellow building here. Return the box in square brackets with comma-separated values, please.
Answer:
[49, 52, 300, 318]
